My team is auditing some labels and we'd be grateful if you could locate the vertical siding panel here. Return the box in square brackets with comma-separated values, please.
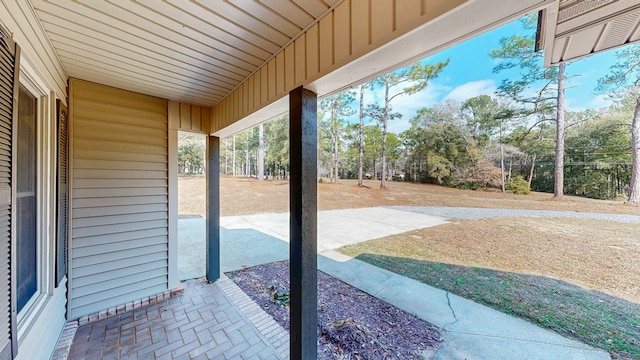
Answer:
[69, 79, 168, 319]
[371, 0, 394, 43]
[213, 107, 219, 132]
[242, 81, 249, 116]
[395, 0, 423, 30]
[180, 103, 191, 130]
[333, 0, 351, 62]
[191, 106, 202, 132]
[275, 52, 285, 97]
[236, 83, 243, 119]
[306, 23, 319, 79]
[260, 67, 268, 106]
[243, 82, 249, 117]
[267, 58, 276, 101]
[319, 14, 334, 72]
[233, 91, 240, 123]
[229, 97, 233, 128]
[284, 45, 296, 91]
[247, 76, 255, 114]
[252, 73, 261, 109]
[202, 108, 211, 135]
[168, 101, 179, 129]
[351, 0, 370, 54]
[294, 35, 306, 86]
[225, 97, 231, 128]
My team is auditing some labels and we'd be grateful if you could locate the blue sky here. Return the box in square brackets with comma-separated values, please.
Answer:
[348, 16, 621, 134]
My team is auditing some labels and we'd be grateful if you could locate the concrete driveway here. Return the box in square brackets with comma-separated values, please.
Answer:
[178, 207, 448, 279]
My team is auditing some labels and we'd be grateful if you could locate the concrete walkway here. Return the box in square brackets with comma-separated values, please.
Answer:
[320, 250, 610, 360]
[178, 206, 613, 359]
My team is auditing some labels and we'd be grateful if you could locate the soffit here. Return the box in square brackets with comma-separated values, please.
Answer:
[542, 0, 640, 65]
[30, 0, 339, 106]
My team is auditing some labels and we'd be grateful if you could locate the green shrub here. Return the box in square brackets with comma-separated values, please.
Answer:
[506, 176, 530, 195]
[318, 178, 324, 184]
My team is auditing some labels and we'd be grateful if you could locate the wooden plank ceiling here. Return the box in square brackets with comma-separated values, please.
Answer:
[31, 0, 339, 106]
[542, 0, 640, 65]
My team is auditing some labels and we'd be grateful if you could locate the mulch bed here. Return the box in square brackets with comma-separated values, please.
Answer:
[226, 260, 442, 359]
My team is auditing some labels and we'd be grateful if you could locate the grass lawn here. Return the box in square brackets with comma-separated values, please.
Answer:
[340, 218, 640, 359]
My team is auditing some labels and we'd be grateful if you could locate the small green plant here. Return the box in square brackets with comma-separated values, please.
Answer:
[506, 176, 530, 195]
[269, 280, 290, 306]
[318, 177, 324, 184]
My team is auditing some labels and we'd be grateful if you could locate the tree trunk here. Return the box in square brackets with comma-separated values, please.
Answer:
[332, 102, 340, 184]
[334, 134, 339, 184]
[245, 133, 250, 177]
[627, 95, 640, 204]
[380, 78, 390, 189]
[500, 143, 505, 193]
[224, 138, 229, 175]
[554, 61, 566, 198]
[358, 84, 365, 186]
[528, 153, 536, 187]
[232, 135, 236, 176]
[258, 123, 264, 181]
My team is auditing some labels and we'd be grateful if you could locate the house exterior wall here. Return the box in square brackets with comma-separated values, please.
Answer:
[210, 0, 468, 133]
[68, 79, 170, 319]
[0, 3, 69, 359]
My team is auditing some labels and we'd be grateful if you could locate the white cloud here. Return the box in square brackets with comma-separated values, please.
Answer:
[565, 93, 613, 112]
[443, 79, 497, 102]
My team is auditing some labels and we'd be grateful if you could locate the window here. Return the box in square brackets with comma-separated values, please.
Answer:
[16, 85, 37, 313]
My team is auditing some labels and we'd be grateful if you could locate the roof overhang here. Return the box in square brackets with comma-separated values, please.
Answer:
[212, 0, 557, 137]
[540, 0, 640, 66]
[20, 0, 561, 136]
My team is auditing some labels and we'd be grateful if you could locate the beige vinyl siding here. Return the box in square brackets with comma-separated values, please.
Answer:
[168, 101, 211, 134]
[0, 1, 67, 103]
[210, 0, 468, 132]
[69, 79, 168, 319]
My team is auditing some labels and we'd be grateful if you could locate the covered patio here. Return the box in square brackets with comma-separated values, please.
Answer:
[1, 0, 639, 359]
[63, 277, 288, 360]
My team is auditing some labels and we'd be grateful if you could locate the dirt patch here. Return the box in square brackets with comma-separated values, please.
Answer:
[178, 175, 640, 217]
[226, 261, 442, 359]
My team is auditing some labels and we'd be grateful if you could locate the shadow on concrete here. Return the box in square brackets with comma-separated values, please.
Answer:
[221, 228, 289, 272]
[350, 253, 639, 360]
[178, 217, 288, 280]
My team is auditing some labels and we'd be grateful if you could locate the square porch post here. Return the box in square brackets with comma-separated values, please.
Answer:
[289, 86, 318, 359]
[206, 135, 220, 282]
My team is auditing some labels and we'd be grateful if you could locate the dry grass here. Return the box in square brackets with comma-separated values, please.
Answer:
[341, 217, 640, 304]
[179, 175, 640, 217]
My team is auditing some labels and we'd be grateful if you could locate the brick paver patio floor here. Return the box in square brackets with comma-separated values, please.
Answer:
[66, 276, 289, 360]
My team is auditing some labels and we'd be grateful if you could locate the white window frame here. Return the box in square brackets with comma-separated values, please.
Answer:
[15, 57, 57, 344]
